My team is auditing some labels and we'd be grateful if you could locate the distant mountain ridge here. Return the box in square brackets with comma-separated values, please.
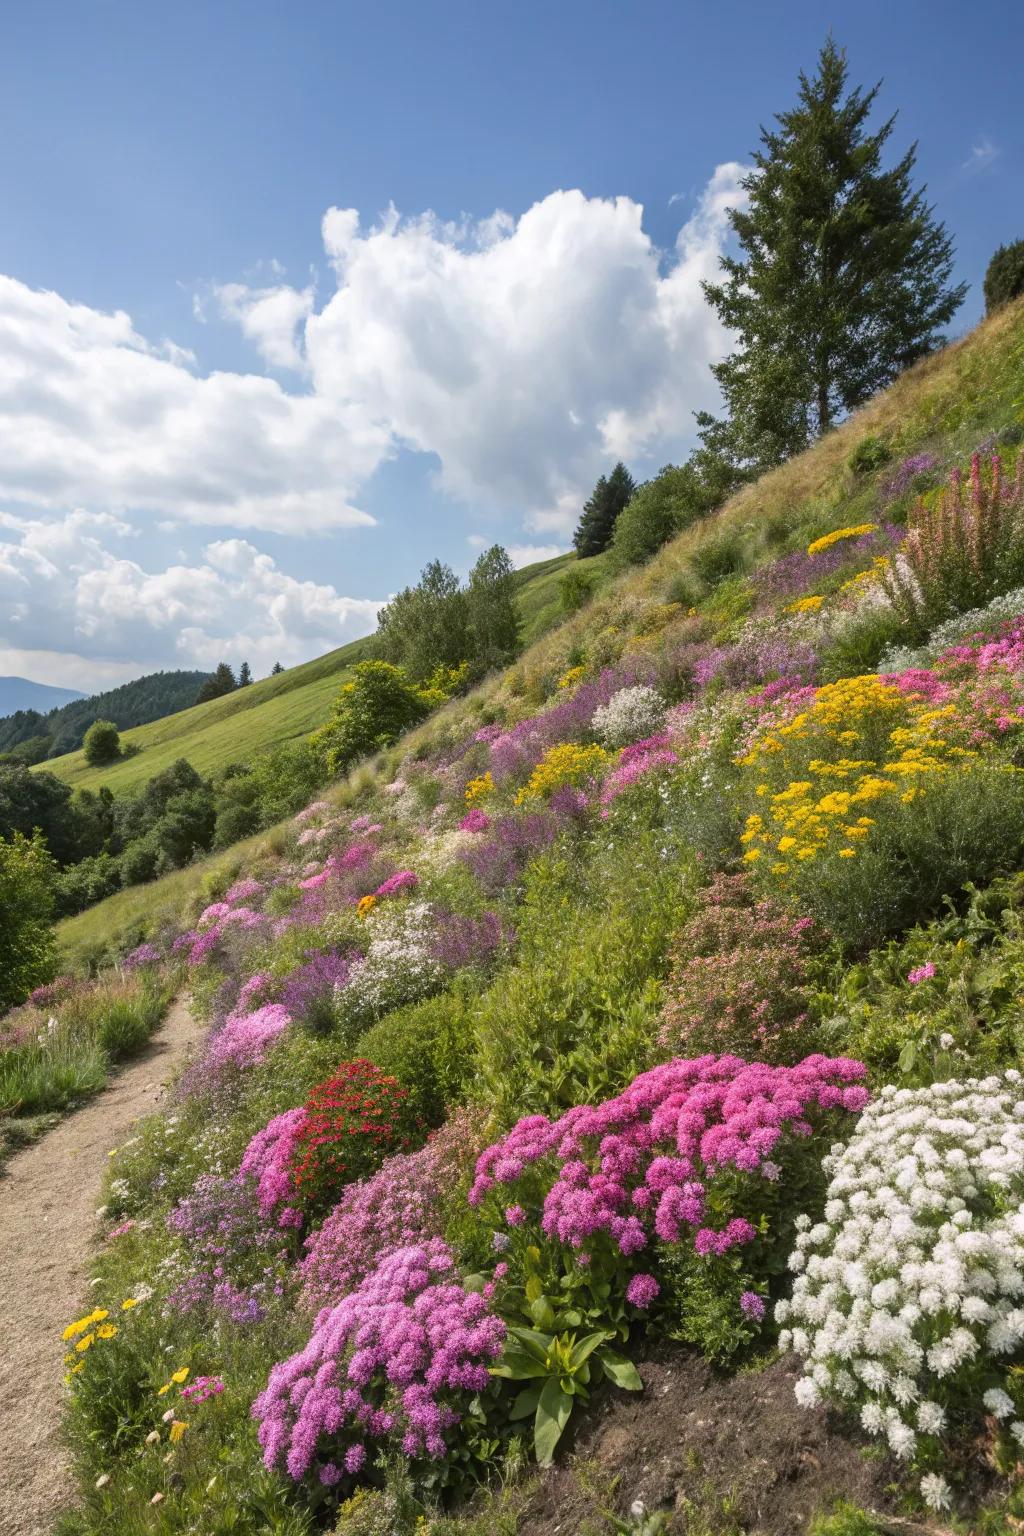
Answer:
[0, 669, 212, 760]
[0, 676, 84, 716]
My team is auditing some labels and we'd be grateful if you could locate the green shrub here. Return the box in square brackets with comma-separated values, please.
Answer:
[819, 606, 905, 681]
[310, 661, 431, 775]
[82, 718, 121, 766]
[0, 829, 57, 1009]
[808, 1505, 885, 1536]
[689, 528, 748, 588]
[847, 434, 891, 475]
[984, 239, 1024, 314]
[608, 463, 714, 569]
[558, 565, 597, 614]
[352, 985, 478, 1125]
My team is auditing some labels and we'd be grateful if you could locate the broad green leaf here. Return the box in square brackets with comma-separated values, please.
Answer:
[568, 1330, 611, 1369]
[525, 1274, 544, 1304]
[530, 1296, 556, 1330]
[600, 1350, 642, 1391]
[534, 1377, 573, 1467]
[509, 1383, 542, 1421]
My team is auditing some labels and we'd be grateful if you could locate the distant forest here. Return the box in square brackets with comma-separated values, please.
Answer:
[0, 670, 212, 761]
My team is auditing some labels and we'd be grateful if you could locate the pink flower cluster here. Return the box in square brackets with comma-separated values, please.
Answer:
[600, 733, 679, 808]
[375, 869, 419, 898]
[469, 1054, 869, 1260]
[239, 1108, 307, 1226]
[299, 1111, 482, 1309]
[458, 808, 490, 833]
[181, 1374, 225, 1404]
[907, 961, 936, 985]
[252, 1239, 506, 1484]
[208, 1003, 292, 1072]
[224, 877, 264, 904]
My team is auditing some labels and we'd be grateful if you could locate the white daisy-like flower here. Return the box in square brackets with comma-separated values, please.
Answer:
[920, 1473, 952, 1511]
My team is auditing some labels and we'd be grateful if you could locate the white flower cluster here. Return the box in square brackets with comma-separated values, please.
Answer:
[591, 684, 666, 747]
[340, 901, 442, 1028]
[879, 586, 1024, 672]
[777, 1075, 1024, 1512]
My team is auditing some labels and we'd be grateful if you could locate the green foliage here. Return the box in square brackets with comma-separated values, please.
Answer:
[475, 824, 693, 1122]
[0, 829, 57, 1009]
[465, 544, 521, 674]
[311, 661, 431, 775]
[984, 239, 1024, 315]
[352, 985, 478, 1126]
[377, 559, 469, 682]
[701, 39, 964, 472]
[689, 528, 748, 588]
[573, 462, 636, 557]
[491, 1322, 639, 1467]
[82, 718, 121, 766]
[808, 1504, 886, 1536]
[608, 459, 727, 570]
[819, 606, 905, 681]
[558, 564, 597, 613]
[847, 434, 891, 475]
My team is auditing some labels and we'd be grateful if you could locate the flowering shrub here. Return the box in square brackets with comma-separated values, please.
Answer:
[599, 733, 678, 808]
[252, 1239, 505, 1487]
[428, 910, 513, 972]
[279, 952, 350, 1032]
[591, 684, 666, 747]
[299, 1110, 483, 1309]
[658, 874, 819, 1061]
[879, 452, 1024, 639]
[779, 1074, 1024, 1512]
[458, 808, 490, 833]
[339, 902, 444, 1028]
[807, 523, 880, 557]
[513, 742, 608, 805]
[375, 869, 419, 899]
[206, 1003, 292, 1073]
[123, 942, 161, 970]
[238, 1108, 306, 1226]
[166, 1173, 293, 1324]
[470, 1054, 868, 1356]
[289, 1060, 418, 1217]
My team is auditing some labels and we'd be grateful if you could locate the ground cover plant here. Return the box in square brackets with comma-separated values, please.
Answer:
[9, 290, 1024, 1534]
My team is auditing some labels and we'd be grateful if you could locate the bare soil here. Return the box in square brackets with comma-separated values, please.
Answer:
[0, 998, 203, 1536]
[517, 1344, 905, 1535]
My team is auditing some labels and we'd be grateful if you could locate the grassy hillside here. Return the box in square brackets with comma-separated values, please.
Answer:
[28, 297, 1024, 1535]
[55, 298, 1024, 965]
[38, 553, 604, 797]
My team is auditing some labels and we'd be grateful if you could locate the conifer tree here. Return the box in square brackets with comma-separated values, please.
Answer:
[271, 661, 285, 675]
[238, 661, 253, 687]
[195, 662, 237, 705]
[572, 462, 636, 557]
[700, 39, 965, 474]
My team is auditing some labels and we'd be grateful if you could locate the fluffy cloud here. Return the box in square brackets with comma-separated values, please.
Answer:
[298, 166, 746, 533]
[0, 510, 382, 686]
[0, 275, 383, 534]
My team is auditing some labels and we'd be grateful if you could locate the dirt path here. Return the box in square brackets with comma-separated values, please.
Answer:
[0, 997, 204, 1536]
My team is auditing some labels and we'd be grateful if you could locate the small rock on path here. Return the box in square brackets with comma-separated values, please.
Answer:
[0, 997, 203, 1536]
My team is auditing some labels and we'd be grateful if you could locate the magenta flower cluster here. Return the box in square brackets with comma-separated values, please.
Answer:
[239, 1107, 306, 1226]
[600, 734, 679, 808]
[458, 808, 490, 833]
[469, 1054, 869, 1261]
[253, 1239, 506, 1485]
[181, 1375, 226, 1404]
[375, 869, 419, 898]
[123, 942, 161, 969]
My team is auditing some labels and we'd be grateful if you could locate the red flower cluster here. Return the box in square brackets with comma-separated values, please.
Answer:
[290, 1060, 417, 1215]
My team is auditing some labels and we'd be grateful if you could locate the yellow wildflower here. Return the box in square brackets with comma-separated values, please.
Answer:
[784, 594, 825, 614]
[169, 1421, 189, 1444]
[121, 1298, 139, 1311]
[556, 665, 586, 690]
[838, 848, 857, 858]
[464, 770, 494, 805]
[171, 1368, 190, 1385]
[75, 1334, 95, 1353]
[96, 1324, 118, 1340]
[356, 894, 377, 919]
[807, 523, 878, 556]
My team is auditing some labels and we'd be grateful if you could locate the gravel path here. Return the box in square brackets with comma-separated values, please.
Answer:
[0, 998, 203, 1536]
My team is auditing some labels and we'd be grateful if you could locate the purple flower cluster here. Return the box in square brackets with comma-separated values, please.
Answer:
[166, 1171, 292, 1323]
[279, 952, 351, 1021]
[253, 1239, 506, 1484]
[207, 1003, 292, 1072]
[123, 942, 161, 970]
[881, 452, 940, 504]
[469, 1055, 869, 1261]
[429, 910, 513, 972]
[239, 1108, 307, 1226]
[458, 808, 490, 833]
[487, 664, 654, 785]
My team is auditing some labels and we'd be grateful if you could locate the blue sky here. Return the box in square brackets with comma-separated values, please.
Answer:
[0, 0, 1020, 689]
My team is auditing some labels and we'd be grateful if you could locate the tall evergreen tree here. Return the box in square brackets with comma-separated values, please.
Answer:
[271, 661, 285, 676]
[700, 39, 966, 474]
[238, 661, 253, 687]
[572, 462, 636, 557]
[195, 662, 237, 705]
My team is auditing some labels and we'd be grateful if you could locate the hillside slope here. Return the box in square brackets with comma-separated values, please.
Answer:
[29, 297, 1024, 1536]
[37, 553, 603, 797]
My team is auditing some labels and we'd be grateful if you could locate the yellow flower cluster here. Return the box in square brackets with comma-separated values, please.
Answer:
[62, 1301, 136, 1378]
[157, 1367, 190, 1397]
[837, 555, 891, 594]
[514, 742, 608, 805]
[556, 665, 586, 690]
[807, 522, 879, 556]
[356, 894, 377, 919]
[785, 594, 825, 614]
[738, 674, 976, 874]
[464, 770, 494, 805]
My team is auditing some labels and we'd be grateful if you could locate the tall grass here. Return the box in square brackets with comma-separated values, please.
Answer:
[0, 974, 172, 1119]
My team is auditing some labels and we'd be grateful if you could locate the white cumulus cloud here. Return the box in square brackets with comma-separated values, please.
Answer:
[0, 510, 382, 687]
